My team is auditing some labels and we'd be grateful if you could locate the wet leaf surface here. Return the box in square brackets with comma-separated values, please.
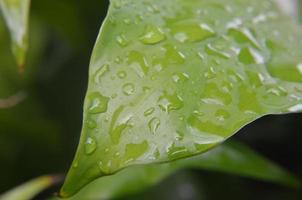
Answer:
[61, 0, 302, 196]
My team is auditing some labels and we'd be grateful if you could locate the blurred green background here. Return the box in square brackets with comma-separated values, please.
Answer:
[0, 0, 302, 199]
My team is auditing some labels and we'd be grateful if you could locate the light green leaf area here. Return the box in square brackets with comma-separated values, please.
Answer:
[58, 141, 300, 200]
[0, 175, 59, 200]
[61, 0, 302, 196]
[0, 0, 30, 69]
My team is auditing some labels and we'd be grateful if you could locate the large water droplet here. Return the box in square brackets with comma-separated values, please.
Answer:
[127, 51, 149, 77]
[140, 25, 166, 44]
[85, 137, 97, 155]
[124, 141, 149, 164]
[170, 20, 215, 43]
[228, 28, 261, 49]
[88, 92, 109, 114]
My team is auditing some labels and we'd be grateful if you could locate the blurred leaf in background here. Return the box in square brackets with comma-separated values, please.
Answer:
[0, 0, 30, 70]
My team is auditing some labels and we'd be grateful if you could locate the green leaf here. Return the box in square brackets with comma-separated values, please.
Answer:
[0, 0, 30, 70]
[61, 0, 302, 196]
[0, 175, 61, 200]
[57, 141, 300, 200]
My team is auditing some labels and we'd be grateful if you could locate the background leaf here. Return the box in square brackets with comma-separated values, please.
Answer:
[0, 0, 30, 70]
[61, 0, 302, 196]
[0, 175, 61, 200]
[56, 141, 300, 200]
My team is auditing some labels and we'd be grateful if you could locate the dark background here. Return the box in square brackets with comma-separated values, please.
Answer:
[0, 0, 301, 199]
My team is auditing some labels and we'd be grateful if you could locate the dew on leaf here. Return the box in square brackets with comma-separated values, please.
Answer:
[205, 44, 231, 59]
[228, 27, 260, 49]
[86, 119, 97, 129]
[122, 83, 135, 96]
[94, 64, 110, 84]
[117, 71, 127, 79]
[85, 137, 97, 155]
[148, 117, 160, 134]
[144, 107, 155, 116]
[88, 92, 109, 114]
[116, 34, 129, 47]
[170, 20, 215, 43]
[140, 25, 166, 45]
[158, 92, 184, 113]
[124, 141, 149, 164]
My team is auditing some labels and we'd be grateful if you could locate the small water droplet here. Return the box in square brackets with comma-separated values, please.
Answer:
[144, 107, 155, 116]
[148, 117, 160, 134]
[85, 137, 97, 155]
[122, 83, 135, 96]
[86, 119, 97, 129]
[215, 109, 231, 122]
[88, 92, 109, 114]
[140, 25, 166, 45]
[116, 34, 129, 47]
[158, 92, 184, 113]
[172, 72, 190, 83]
[94, 64, 110, 83]
[205, 44, 230, 59]
[117, 71, 127, 79]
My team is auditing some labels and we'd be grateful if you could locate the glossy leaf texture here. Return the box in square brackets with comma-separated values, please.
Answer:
[61, 0, 302, 196]
[0, 0, 30, 70]
[0, 175, 61, 200]
[57, 141, 300, 200]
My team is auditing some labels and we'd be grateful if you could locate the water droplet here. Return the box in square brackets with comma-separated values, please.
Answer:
[85, 137, 97, 155]
[172, 72, 190, 83]
[117, 71, 127, 79]
[215, 109, 231, 122]
[205, 44, 231, 59]
[148, 117, 160, 133]
[86, 119, 97, 129]
[228, 28, 261, 49]
[94, 64, 110, 83]
[238, 47, 257, 65]
[158, 92, 184, 113]
[171, 20, 215, 43]
[144, 107, 155, 116]
[140, 25, 166, 45]
[123, 18, 131, 25]
[127, 51, 149, 77]
[122, 83, 135, 96]
[167, 143, 189, 160]
[98, 160, 112, 174]
[116, 34, 129, 47]
[124, 141, 149, 164]
[88, 92, 109, 114]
